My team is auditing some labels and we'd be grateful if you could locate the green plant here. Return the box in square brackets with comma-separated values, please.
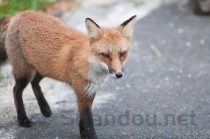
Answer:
[0, 0, 54, 19]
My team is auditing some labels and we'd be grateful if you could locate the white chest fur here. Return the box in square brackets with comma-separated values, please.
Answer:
[85, 57, 109, 94]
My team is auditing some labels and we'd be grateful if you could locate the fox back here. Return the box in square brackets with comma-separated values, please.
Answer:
[6, 11, 89, 83]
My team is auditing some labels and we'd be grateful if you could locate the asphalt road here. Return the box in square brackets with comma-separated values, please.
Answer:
[0, 2, 210, 139]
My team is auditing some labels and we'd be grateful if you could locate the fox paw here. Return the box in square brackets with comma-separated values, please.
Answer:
[41, 105, 52, 117]
[18, 117, 32, 127]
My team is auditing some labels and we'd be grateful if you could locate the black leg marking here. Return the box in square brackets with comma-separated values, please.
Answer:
[78, 94, 97, 139]
[14, 77, 31, 127]
[31, 73, 52, 117]
[79, 107, 97, 139]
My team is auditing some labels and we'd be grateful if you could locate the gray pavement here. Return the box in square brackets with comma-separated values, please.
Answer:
[0, 2, 210, 139]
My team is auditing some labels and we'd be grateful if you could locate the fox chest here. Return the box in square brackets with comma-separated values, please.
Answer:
[85, 58, 109, 94]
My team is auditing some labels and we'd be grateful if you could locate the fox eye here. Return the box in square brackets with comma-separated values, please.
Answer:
[100, 53, 110, 58]
[120, 51, 127, 56]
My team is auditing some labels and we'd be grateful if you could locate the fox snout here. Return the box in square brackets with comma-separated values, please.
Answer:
[109, 61, 124, 79]
[109, 69, 124, 79]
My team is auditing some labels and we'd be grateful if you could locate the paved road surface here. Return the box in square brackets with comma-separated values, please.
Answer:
[0, 2, 210, 139]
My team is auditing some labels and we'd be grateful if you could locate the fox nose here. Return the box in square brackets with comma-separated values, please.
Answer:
[115, 72, 123, 78]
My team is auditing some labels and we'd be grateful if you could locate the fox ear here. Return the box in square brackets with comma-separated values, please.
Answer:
[85, 18, 102, 40]
[120, 15, 137, 38]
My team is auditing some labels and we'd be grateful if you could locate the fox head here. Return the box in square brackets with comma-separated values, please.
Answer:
[86, 15, 137, 80]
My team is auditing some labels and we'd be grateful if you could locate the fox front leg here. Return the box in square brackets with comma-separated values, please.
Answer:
[77, 92, 97, 139]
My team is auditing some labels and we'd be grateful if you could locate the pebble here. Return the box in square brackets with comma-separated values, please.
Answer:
[126, 84, 131, 88]
[143, 89, 149, 93]
[169, 67, 174, 72]
[168, 22, 174, 28]
[155, 85, 160, 89]
[149, 69, 154, 74]
[187, 74, 192, 78]
[200, 39, 205, 45]
[178, 69, 183, 74]
[115, 86, 120, 90]
[186, 41, 192, 47]
[164, 77, 169, 81]
[178, 28, 184, 34]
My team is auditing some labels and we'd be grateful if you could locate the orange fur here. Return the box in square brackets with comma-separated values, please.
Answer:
[6, 11, 89, 86]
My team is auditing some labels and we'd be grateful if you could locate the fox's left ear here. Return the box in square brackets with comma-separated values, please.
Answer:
[120, 15, 137, 38]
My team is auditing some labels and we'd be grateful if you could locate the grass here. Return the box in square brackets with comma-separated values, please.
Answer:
[0, 0, 55, 19]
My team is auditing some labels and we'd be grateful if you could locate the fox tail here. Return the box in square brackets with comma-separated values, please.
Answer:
[0, 16, 11, 65]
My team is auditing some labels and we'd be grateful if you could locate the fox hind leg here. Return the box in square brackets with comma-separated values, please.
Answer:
[6, 27, 34, 127]
[13, 71, 33, 127]
[31, 72, 52, 117]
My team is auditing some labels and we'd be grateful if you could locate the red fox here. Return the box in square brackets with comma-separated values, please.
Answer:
[0, 11, 136, 139]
